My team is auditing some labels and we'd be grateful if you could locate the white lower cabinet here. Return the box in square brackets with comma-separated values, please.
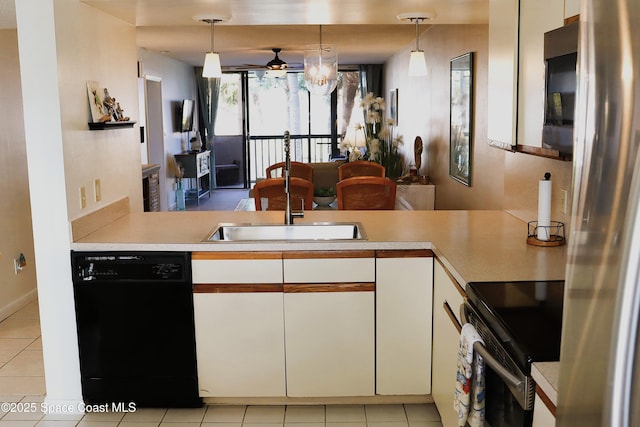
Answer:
[532, 393, 556, 427]
[432, 259, 466, 427]
[283, 251, 375, 397]
[192, 250, 434, 399]
[192, 252, 286, 397]
[376, 250, 433, 395]
[193, 291, 286, 397]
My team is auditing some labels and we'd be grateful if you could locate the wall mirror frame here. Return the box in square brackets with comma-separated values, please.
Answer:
[449, 52, 474, 186]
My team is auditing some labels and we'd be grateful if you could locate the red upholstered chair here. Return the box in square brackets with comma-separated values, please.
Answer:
[338, 160, 385, 180]
[266, 161, 314, 182]
[253, 177, 314, 211]
[336, 176, 397, 210]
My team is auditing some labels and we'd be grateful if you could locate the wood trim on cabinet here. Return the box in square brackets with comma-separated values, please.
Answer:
[565, 14, 579, 25]
[375, 249, 433, 258]
[535, 384, 557, 417]
[282, 250, 375, 259]
[284, 283, 375, 293]
[443, 301, 462, 334]
[192, 252, 282, 260]
[193, 283, 284, 293]
[435, 258, 466, 298]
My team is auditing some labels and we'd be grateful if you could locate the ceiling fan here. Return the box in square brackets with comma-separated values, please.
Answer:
[241, 48, 303, 77]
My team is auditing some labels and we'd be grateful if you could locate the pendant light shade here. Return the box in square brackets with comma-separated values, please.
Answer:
[304, 26, 338, 96]
[194, 15, 229, 78]
[409, 50, 427, 76]
[203, 52, 222, 78]
[397, 12, 435, 77]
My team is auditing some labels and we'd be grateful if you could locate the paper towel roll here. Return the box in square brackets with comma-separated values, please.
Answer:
[537, 173, 552, 240]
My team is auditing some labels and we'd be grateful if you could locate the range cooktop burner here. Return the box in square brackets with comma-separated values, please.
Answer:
[465, 281, 564, 370]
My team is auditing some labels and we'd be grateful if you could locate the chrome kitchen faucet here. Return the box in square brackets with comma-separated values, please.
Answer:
[284, 130, 304, 225]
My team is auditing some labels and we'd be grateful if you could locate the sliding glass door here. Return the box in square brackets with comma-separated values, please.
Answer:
[214, 70, 361, 187]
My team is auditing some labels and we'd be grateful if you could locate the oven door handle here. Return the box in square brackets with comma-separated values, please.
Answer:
[471, 341, 525, 392]
[459, 303, 528, 397]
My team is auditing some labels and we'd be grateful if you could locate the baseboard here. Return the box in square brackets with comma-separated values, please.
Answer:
[203, 395, 432, 406]
[0, 288, 38, 322]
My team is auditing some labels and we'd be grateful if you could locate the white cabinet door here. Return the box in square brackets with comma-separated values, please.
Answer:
[564, 0, 580, 19]
[517, 0, 565, 147]
[487, 0, 519, 149]
[376, 251, 433, 395]
[194, 290, 286, 397]
[192, 253, 286, 397]
[432, 260, 465, 427]
[283, 252, 375, 397]
[533, 393, 556, 427]
[284, 288, 375, 397]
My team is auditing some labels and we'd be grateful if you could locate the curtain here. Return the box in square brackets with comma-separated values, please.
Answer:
[195, 67, 221, 188]
[358, 64, 384, 99]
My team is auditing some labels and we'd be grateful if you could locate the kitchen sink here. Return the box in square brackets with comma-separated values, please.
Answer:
[203, 222, 367, 242]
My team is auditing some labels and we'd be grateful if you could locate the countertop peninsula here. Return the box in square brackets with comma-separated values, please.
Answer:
[71, 209, 567, 286]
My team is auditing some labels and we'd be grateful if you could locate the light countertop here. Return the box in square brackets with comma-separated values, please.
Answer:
[71, 209, 567, 285]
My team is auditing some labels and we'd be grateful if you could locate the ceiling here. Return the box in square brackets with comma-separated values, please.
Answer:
[2, 0, 489, 70]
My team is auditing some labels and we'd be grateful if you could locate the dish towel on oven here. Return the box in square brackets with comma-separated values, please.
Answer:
[453, 323, 486, 427]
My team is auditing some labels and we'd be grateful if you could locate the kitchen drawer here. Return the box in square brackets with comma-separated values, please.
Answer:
[283, 251, 375, 283]
[192, 252, 283, 284]
[434, 259, 466, 324]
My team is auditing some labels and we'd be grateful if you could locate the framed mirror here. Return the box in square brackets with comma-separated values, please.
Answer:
[449, 52, 474, 186]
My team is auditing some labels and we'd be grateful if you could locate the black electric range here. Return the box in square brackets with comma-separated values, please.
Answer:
[465, 280, 565, 373]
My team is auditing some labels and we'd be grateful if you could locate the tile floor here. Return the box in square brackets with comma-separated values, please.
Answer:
[0, 300, 443, 427]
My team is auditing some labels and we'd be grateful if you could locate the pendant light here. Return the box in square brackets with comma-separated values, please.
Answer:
[304, 25, 338, 96]
[194, 15, 229, 78]
[397, 12, 435, 77]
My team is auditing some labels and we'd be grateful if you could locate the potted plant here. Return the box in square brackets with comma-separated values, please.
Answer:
[313, 186, 336, 207]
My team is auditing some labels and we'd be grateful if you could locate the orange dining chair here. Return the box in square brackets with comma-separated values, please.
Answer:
[338, 160, 385, 180]
[336, 176, 397, 210]
[253, 177, 314, 211]
[266, 161, 314, 182]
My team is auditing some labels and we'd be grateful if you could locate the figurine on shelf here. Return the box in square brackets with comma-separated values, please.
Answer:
[115, 102, 130, 122]
[102, 88, 116, 121]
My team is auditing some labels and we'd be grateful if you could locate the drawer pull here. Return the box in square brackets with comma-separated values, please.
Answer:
[443, 301, 462, 333]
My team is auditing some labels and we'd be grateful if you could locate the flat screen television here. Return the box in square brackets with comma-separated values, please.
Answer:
[180, 99, 194, 132]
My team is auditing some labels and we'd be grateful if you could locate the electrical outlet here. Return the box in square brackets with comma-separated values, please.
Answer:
[94, 179, 102, 202]
[80, 187, 86, 209]
[560, 188, 568, 214]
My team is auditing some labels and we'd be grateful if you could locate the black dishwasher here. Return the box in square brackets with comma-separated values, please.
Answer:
[71, 251, 201, 408]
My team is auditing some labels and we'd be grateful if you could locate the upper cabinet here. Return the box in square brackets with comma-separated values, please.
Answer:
[487, 0, 520, 150]
[487, 0, 578, 160]
[565, 0, 580, 18]
[517, 0, 565, 148]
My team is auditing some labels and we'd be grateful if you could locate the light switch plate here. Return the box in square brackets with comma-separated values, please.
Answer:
[80, 187, 86, 209]
[94, 179, 102, 202]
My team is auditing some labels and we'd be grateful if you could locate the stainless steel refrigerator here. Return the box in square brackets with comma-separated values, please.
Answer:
[557, 0, 640, 425]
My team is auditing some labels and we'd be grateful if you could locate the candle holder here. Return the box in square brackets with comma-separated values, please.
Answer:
[527, 221, 566, 247]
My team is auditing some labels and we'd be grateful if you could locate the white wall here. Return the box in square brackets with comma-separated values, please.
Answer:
[0, 30, 37, 320]
[137, 48, 198, 210]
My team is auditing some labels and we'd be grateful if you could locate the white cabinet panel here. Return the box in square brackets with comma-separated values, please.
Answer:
[564, 0, 580, 19]
[194, 292, 286, 397]
[533, 393, 556, 427]
[192, 258, 282, 284]
[517, 0, 565, 147]
[376, 256, 433, 395]
[284, 291, 375, 397]
[432, 260, 465, 427]
[284, 257, 375, 283]
[487, 0, 520, 148]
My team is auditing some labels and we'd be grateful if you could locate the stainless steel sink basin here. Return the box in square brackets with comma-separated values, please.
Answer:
[203, 222, 367, 242]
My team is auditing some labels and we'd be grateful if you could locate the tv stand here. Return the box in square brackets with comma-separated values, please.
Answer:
[174, 151, 211, 205]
